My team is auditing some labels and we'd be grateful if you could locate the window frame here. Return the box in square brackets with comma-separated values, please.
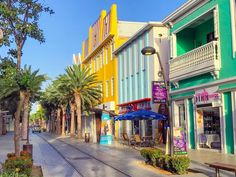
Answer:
[106, 80, 109, 97]
[111, 77, 114, 96]
[230, 0, 236, 57]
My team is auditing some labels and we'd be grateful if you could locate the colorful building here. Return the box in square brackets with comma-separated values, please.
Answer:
[163, 0, 236, 154]
[113, 22, 169, 141]
[80, 4, 145, 142]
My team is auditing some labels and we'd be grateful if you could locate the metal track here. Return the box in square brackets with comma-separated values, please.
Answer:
[36, 133, 84, 177]
[37, 133, 131, 177]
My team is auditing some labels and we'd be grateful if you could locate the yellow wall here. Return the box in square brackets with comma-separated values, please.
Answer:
[81, 4, 128, 114]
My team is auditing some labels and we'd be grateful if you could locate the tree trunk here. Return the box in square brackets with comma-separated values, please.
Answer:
[57, 108, 61, 135]
[17, 47, 21, 71]
[22, 94, 30, 140]
[69, 101, 75, 137]
[14, 91, 26, 157]
[0, 111, 2, 136]
[74, 93, 82, 139]
[61, 106, 66, 136]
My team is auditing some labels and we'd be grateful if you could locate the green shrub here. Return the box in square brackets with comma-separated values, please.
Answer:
[2, 154, 33, 176]
[150, 149, 164, 167]
[140, 148, 153, 164]
[140, 148, 165, 166]
[171, 156, 190, 175]
[163, 155, 172, 170]
[0, 171, 28, 177]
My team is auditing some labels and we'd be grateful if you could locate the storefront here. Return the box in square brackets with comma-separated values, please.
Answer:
[194, 87, 222, 150]
[117, 98, 159, 139]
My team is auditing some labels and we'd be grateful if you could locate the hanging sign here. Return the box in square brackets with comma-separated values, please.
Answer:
[100, 113, 112, 145]
[152, 81, 167, 103]
[173, 127, 187, 155]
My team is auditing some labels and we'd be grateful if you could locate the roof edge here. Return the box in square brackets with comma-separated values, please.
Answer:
[113, 22, 164, 55]
[162, 0, 208, 24]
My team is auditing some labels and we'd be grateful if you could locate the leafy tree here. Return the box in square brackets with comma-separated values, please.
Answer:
[0, 0, 54, 70]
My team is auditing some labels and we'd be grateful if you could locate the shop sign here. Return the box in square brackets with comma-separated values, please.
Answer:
[100, 113, 112, 145]
[194, 87, 220, 105]
[152, 81, 167, 103]
[173, 127, 187, 155]
[118, 101, 151, 114]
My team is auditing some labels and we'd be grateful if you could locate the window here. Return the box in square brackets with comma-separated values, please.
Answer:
[105, 47, 108, 64]
[111, 42, 113, 60]
[101, 51, 104, 67]
[106, 80, 109, 97]
[111, 77, 114, 96]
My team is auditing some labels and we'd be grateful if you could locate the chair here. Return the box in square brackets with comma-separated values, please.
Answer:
[133, 134, 146, 147]
[123, 133, 131, 145]
[199, 133, 209, 148]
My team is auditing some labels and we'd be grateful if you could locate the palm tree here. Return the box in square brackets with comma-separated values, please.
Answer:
[65, 64, 101, 138]
[0, 65, 46, 156]
[20, 66, 47, 141]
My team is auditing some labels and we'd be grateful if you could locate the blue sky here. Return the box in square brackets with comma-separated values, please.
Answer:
[1, 0, 187, 83]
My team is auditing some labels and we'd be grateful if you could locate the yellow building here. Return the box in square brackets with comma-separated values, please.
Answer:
[80, 4, 144, 140]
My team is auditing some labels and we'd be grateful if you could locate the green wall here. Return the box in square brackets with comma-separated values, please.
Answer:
[176, 19, 214, 56]
[224, 92, 234, 154]
[188, 98, 196, 149]
[177, 28, 194, 56]
[195, 19, 214, 47]
[170, 0, 236, 92]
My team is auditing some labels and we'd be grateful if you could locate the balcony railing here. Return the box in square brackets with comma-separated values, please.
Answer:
[170, 41, 220, 86]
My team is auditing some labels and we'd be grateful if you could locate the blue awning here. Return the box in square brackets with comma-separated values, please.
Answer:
[114, 109, 166, 121]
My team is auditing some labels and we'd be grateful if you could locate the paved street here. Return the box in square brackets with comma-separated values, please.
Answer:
[0, 132, 235, 177]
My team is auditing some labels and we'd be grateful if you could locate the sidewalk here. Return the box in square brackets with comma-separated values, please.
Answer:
[0, 132, 81, 177]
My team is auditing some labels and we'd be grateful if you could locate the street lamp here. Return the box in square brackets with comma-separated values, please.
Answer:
[141, 46, 173, 155]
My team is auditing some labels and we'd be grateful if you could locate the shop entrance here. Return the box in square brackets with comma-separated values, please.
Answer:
[196, 107, 221, 150]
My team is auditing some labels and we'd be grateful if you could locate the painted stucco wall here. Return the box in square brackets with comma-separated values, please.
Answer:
[170, 0, 236, 93]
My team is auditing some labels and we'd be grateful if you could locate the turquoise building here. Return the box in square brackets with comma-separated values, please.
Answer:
[163, 0, 236, 154]
[114, 22, 169, 140]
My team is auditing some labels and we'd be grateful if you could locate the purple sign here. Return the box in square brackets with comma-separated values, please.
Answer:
[173, 127, 187, 155]
[152, 81, 167, 103]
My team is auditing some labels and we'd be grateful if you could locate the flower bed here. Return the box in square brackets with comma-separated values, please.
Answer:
[1, 151, 33, 177]
[140, 148, 190, 175]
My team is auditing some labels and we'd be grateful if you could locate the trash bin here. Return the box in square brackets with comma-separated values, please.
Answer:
[85, 133, 90, 143]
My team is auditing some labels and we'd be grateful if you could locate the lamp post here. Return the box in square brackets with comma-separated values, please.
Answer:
[141, 46, 173, 155]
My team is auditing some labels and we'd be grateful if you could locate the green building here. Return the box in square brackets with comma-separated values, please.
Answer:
[163, 0, 236, 154]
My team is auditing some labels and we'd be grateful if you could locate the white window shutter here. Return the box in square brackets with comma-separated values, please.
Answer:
[170, 35, 173, 59]
[214, 8, 219, 39]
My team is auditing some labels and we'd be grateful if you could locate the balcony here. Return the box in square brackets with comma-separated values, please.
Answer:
[170, 41, 220, 87]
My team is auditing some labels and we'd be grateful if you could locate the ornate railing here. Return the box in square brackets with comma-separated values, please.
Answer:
[170, 41, 220, 84]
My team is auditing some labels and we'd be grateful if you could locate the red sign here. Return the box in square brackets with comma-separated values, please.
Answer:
[118, 98, 151, 114]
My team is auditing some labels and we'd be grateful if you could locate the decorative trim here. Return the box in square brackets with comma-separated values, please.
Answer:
[172, 81, 179, 88]
[170, 76, 236, 95]
[172, 6, 217, 34]
[221, 94, 226, 153]
[230, 0, 236, 58]
[163, 0, 210, 24]
[231, 91, 236, 155]
[210, 71, 219, 80]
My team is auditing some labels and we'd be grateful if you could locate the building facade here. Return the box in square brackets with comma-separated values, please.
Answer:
[163, 0, 236, 154]
[80, 4, 145, 142]
[114, 23, 169, 141]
